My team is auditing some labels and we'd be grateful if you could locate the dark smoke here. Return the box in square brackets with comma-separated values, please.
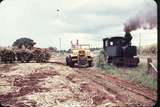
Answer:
[124, 2, 157, 32]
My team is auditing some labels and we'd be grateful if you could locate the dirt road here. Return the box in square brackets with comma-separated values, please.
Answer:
[0, 56, 157, 107]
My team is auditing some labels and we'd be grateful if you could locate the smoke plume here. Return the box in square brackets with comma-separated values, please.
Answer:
[124, 2, 157, 32]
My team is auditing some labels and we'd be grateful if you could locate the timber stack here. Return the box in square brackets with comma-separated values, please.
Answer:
[32, 48, 51, 63]
[15, 49, 33, 63]
[0, 48, 16, 63]
[0, 47, 51, 63]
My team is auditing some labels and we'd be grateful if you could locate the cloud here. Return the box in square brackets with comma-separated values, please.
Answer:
[123, 0, 157, 32]
[0, 0, 157, 49]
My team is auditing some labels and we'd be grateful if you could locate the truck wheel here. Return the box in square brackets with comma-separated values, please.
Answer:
[88, 61, 93, 67]
[68, 57, 74, 67]
[69, 62, 74, 67]
[66, 57, 69, 66]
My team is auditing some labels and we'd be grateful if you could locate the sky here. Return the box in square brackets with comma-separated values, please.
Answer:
[0, 0, 157, 50]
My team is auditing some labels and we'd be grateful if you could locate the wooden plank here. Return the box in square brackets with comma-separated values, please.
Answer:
[149, 63, 157, 73]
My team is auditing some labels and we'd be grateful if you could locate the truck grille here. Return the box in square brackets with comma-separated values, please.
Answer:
[79, 51, 85, 56]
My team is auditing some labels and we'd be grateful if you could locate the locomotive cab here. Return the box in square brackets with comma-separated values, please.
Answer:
[103, 32, 139, 67]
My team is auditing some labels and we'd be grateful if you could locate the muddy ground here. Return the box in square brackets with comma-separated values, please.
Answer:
[0, 53, 157, 107]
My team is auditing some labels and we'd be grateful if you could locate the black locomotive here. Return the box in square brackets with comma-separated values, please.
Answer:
[103, 32, 139, 66]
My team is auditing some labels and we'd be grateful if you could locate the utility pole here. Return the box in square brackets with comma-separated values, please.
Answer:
[56, 9, 61, 54]
[59, 37, 61, 54]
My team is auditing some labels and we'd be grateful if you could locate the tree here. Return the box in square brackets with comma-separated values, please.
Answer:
[48, 46, 57, 52]
[0, 0, 4, 3]
[12, 37, 36, 49]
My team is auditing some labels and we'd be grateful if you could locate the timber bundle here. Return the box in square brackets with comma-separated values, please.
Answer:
[0, 48, 51, 63]
[0, 48, 16, 63]
[32, 48, 51, 63]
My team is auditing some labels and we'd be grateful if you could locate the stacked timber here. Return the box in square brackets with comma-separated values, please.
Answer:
[43, 49, 51, 61]
[15, 49, 33, 63]
[0, 48, 16, 63]
[0, 47, 51, 63]
[32, 48, 51, 63]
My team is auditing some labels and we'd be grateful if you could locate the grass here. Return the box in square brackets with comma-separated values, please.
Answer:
[96, 50, 157, 90]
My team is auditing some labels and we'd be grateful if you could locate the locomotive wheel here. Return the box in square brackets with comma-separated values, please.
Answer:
[123, 57, 139, 67]
[112, 58, 124, 67]
[107, 56, 112, 64]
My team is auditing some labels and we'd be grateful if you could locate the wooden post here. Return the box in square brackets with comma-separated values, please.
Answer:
[147, 58, 152, 74]
[99, 55, 100, 66]
[147, 58, 157, 78]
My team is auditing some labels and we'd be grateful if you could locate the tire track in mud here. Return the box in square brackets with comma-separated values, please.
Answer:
[66, 71, 130, 106]
[52, 62, 156, 100]
[74, 68, 156, 106]
[96, 73, 156, 101]
[66, 74, 120, 106]
[49, 62, 156, 106]
[0, 62, 157, 107]
[0, 67, 59, 107]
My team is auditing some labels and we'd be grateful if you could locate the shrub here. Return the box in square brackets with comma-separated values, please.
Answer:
[96, 51, 157, 90]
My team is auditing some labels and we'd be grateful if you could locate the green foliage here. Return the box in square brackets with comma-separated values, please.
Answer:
[96, 50, 105, 68]
[12, 38, 36, 49]
[90, 47, 102, 51]
[48, 47, 57, 52]
[96, 51, 157, 90]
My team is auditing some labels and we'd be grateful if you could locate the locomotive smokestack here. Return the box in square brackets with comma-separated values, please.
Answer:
[124, 32, 132, 44]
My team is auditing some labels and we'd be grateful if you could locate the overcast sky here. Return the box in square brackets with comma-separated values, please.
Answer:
[0, 0, 157, 50]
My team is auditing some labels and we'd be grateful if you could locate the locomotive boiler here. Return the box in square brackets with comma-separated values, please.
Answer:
[103, 32, 139, 66]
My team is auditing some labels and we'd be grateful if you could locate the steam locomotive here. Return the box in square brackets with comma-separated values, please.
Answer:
[103, 32, 139, 66]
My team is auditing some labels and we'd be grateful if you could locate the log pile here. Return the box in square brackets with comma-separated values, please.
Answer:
[15, 49, 33, 63]
[0, 48, 16, 63]
[43, 49, 51, 61]
[0, 47, 51, 63]
[32, 48, 51, 63]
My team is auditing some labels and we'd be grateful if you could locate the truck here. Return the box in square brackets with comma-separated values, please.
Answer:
[66, 40, 93, 67]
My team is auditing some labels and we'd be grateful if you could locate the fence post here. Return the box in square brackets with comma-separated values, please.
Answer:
[99, 55, 100, 66]
[147, 58, 152, 74]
